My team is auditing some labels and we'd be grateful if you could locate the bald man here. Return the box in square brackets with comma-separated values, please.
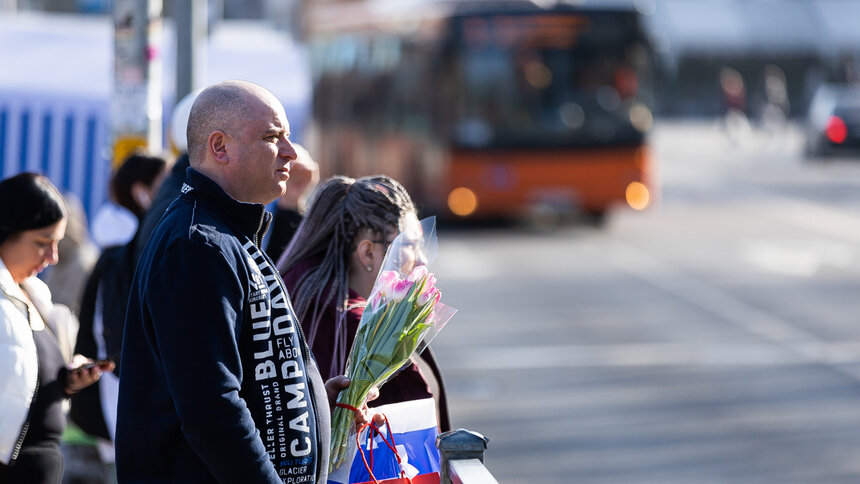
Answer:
[116, 81, 346, 483]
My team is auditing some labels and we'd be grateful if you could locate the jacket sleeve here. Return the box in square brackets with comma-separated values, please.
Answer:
[145, 238, 280, 483]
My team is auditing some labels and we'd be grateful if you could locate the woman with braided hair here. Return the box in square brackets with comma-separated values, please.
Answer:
[276, 175, 450, 431]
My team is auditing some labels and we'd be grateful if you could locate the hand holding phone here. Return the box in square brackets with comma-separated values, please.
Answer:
[65, 357, 116, 395]
[74, 359, 114, 373]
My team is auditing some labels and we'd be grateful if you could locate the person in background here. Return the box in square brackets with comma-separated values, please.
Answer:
[40, 193, 98, 317]
[107, 152, 168, 225]
[90, 151, 168, 251]
[115, 80, 375, 483]
[0, 173, 113, 484]
[67, 151, 168, 483]
[264, 142, 319, 262]
[76, 151, 168, 374]
[276, 175, 451, 431]
[132, 89, 200, 264]
[88, 201, 136, 251]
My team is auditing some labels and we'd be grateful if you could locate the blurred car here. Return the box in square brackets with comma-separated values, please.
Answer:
[804, 83, 860, 159]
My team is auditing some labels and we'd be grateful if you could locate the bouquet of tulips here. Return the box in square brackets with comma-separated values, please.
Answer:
[329, 216, 457, 472]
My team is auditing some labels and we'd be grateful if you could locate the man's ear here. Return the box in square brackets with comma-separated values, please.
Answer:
[209, 131, 229, 165]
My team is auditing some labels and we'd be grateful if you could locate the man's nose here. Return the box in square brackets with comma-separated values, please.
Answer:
[280, 140, 298, 161]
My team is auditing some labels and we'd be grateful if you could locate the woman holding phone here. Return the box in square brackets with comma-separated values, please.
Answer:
[0, 173, 113, 483]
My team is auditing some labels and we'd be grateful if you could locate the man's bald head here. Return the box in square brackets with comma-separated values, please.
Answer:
[186, 80, 277, 167]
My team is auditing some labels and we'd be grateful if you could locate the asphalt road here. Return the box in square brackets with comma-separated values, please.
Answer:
[430, 120, 860, 483]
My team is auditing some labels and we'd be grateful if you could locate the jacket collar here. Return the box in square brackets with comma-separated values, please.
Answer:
[181, 167, 272, 245]
[0, 257, 50, 330]
[0, 257, 22, 301]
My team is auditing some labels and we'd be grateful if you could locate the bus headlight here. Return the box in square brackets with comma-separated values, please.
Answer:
[625, 181, 650, 210]
[448, 187, 478, 216]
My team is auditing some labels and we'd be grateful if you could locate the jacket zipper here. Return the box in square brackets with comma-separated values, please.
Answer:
[10, 376, 38, 463]
[253, 211, 270, 249]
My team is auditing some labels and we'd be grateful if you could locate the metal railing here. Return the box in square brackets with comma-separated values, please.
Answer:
[437, 429, 499, 484]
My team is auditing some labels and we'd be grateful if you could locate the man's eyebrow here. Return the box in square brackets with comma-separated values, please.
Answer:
[266, 126, 289, 136]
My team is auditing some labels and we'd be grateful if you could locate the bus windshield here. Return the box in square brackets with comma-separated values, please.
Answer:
[448, 10, 653, 149]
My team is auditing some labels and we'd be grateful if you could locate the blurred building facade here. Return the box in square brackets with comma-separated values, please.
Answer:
[4, 0, 858, 118]
[1, 0, 301, 31]
[0, 2, 310, 223]
[2, 0, 860, 222]
[642, 0, 860, 119]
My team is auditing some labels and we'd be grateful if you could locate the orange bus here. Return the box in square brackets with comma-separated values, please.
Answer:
[305, 0, 658, 223]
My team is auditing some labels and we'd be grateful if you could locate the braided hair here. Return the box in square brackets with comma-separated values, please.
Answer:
[276, 175, 415, 378]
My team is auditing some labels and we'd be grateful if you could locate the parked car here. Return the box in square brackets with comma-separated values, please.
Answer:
[804, 83, 860, 159]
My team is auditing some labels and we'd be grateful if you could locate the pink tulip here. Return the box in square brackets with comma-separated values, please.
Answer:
[368, 291, 383, 312]
[415, 272, 436, 303]
[407, 265, 428, 283]
[391, 279, 413, 302]
[417, 287, 439, 306]
[377, 270, 400, 295]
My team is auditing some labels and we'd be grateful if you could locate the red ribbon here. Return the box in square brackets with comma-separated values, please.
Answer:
[336, 402, 362, 416]
[354, 414, 413, 484]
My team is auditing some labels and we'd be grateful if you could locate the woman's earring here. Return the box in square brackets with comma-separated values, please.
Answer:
[366, 265, 373, 272]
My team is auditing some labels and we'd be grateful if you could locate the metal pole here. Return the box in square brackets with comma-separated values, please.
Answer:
[174, 0, 207, 103]
[111, 0, 163, 167]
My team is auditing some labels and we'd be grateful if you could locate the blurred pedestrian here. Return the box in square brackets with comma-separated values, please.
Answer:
[115, 80, 374, 483]
[719, 66, 752, 146]
[76, 151, 168, 371]
[758, 64, 790, 139]
[720, 66, 747, 115]
[0, 173, 113, 484]
[90, 152, 168, 250]
[132, 89, 200, 263]
[66, 152, 167, 483]
[40, 193, 98, 317]
[107, 152, 168, 225]
[265, 142, 319, 262]
[88, 202, 136, 251]
[276, 175, 451, 431]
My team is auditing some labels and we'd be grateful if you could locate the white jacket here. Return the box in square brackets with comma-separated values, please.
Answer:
[0, 257, 76, 464]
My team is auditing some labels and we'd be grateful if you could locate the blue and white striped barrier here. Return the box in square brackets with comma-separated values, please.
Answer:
[0, 90, 111, 224]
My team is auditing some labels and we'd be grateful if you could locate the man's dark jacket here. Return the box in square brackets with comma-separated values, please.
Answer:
[116, 168, 330, 483]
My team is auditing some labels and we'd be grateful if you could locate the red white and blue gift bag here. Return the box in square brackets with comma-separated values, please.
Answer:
[328, 398, 441, 484]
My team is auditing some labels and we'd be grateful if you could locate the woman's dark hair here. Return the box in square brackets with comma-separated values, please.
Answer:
[0, 172, 68, 246]
[276, 175, 415, 378]
[111, 152, 167, 219]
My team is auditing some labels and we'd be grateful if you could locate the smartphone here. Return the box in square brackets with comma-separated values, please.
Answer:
[78, 359, 114, 371]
